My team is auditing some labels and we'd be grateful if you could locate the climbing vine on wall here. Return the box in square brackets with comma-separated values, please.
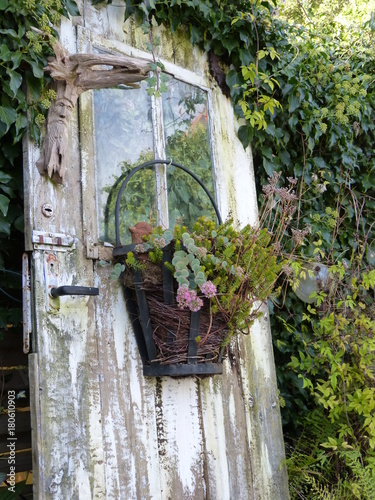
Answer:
[0, 0, 78, 332]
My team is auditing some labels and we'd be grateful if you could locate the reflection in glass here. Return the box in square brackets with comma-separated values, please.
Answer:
[162, 78, 217, 229]
[94, 83, 156, 244]
[94, 76, 217, 244]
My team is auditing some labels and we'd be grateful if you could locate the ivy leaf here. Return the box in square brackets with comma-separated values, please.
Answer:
[0, 44, 11, 62]
[279, 150, 291, 166]
[0, 121, 6, 138]
[341, 152, 352, 167]
[362, 172, 375, 192]
[65, 0, 81, 16]
[10, 50, 23, 70]
[288, 94, 300, 113]
[263, 158, 276, 176]
[7, 69, 22, 97]
[25, 72, 43, 102]
[239, 29, 249, 46]
[0, 216, 11, 235]
[15, 113, 28, 138]
[0, 171, 12, 184]
[0, 28, 18, 40]
[239, 48, 252, 66]
[13, 213, 24, 232]
[312, 157, 326, 169]
[0, 193, 9, 216]
[27, 59, 44, 79]
[238, 124, 252, 149]
[0, 184, 14, 197]
[262, 147, 273, 160]
[329, 130, 337, 147]
[221, 37, 238, 55]
[226, 69, 242, 98]
[287, 114, 297, 130]
[190, 24, 203, 44]
[0, 0, 8, 10]
[0, 105, 17, 130]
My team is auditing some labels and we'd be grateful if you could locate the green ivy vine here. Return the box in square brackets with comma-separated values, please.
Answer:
[0, 0, 79, 334]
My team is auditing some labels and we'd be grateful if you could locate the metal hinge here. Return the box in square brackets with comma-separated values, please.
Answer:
[85, 236, 114, 261]
[32, 230, 76, 252]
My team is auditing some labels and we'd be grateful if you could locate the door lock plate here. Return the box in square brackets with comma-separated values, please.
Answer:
[45, 253, 60, 312]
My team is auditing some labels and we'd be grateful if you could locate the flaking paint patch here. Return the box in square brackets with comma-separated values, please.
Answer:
[158, 378, 205, 497]
[126, 335, 162, 497]
[95, 269, 164, 499]
[210, 91, 238, 222]
[238, 320, 289, 498]
[248, 307, 273, 378]
[199, 378, 231, 499]
[111, 284, 127, 371]
[49, 469, 64, 494]
[101, 401, 122, 498]
[260, 443, 273, 495]
[214, 351, 255, 499]
[228, 389, 237, 431]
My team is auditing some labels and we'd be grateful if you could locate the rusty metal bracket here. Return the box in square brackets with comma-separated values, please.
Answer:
[32, 230, 76, 252]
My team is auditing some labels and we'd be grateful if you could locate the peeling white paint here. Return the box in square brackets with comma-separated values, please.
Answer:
[199, 379, 231, 500]
[111, 284, 127, 371]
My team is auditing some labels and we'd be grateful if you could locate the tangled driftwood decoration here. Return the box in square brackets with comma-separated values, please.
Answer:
[37, 40, 150, 184]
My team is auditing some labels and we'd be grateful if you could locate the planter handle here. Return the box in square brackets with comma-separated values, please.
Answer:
[110, 159, 225, 377]
[112, 159, 222, 248]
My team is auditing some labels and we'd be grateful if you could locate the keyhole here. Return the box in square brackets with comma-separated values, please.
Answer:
[42, 203, 54, 217]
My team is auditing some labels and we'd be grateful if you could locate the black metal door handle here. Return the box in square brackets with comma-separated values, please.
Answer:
[50, 286, 99, 298]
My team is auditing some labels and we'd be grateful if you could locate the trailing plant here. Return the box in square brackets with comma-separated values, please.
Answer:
[130, 217, 282, 342]
[120, 173, 303, 353]
[281, 182, 375, 496]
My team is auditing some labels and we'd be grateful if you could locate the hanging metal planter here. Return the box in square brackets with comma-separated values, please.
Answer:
[112, 159, 225, 377]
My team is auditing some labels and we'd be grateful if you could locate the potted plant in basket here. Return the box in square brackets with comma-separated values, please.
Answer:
[113, 171, 305, 376]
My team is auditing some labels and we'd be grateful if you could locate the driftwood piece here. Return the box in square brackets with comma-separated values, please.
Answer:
[37, 41, 150, 184]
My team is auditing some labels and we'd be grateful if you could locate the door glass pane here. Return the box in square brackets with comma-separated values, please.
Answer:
[93, 83, 156, 245]
[162, 77, 217, 229]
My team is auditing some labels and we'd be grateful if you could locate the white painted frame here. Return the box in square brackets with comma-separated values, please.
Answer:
[78, 26, 220, 248]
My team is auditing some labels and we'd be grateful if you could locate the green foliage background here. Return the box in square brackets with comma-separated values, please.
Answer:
[1, 0, 375, 497]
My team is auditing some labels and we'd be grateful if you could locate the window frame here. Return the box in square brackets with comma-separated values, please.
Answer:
[77, 27, 219, 257]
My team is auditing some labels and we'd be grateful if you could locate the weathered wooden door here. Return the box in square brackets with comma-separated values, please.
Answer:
[24, 3, 289, 498]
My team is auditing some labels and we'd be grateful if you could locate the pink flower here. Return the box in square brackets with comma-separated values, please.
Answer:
[176, 285, 203, 312]
[200, 281, 217, 298]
